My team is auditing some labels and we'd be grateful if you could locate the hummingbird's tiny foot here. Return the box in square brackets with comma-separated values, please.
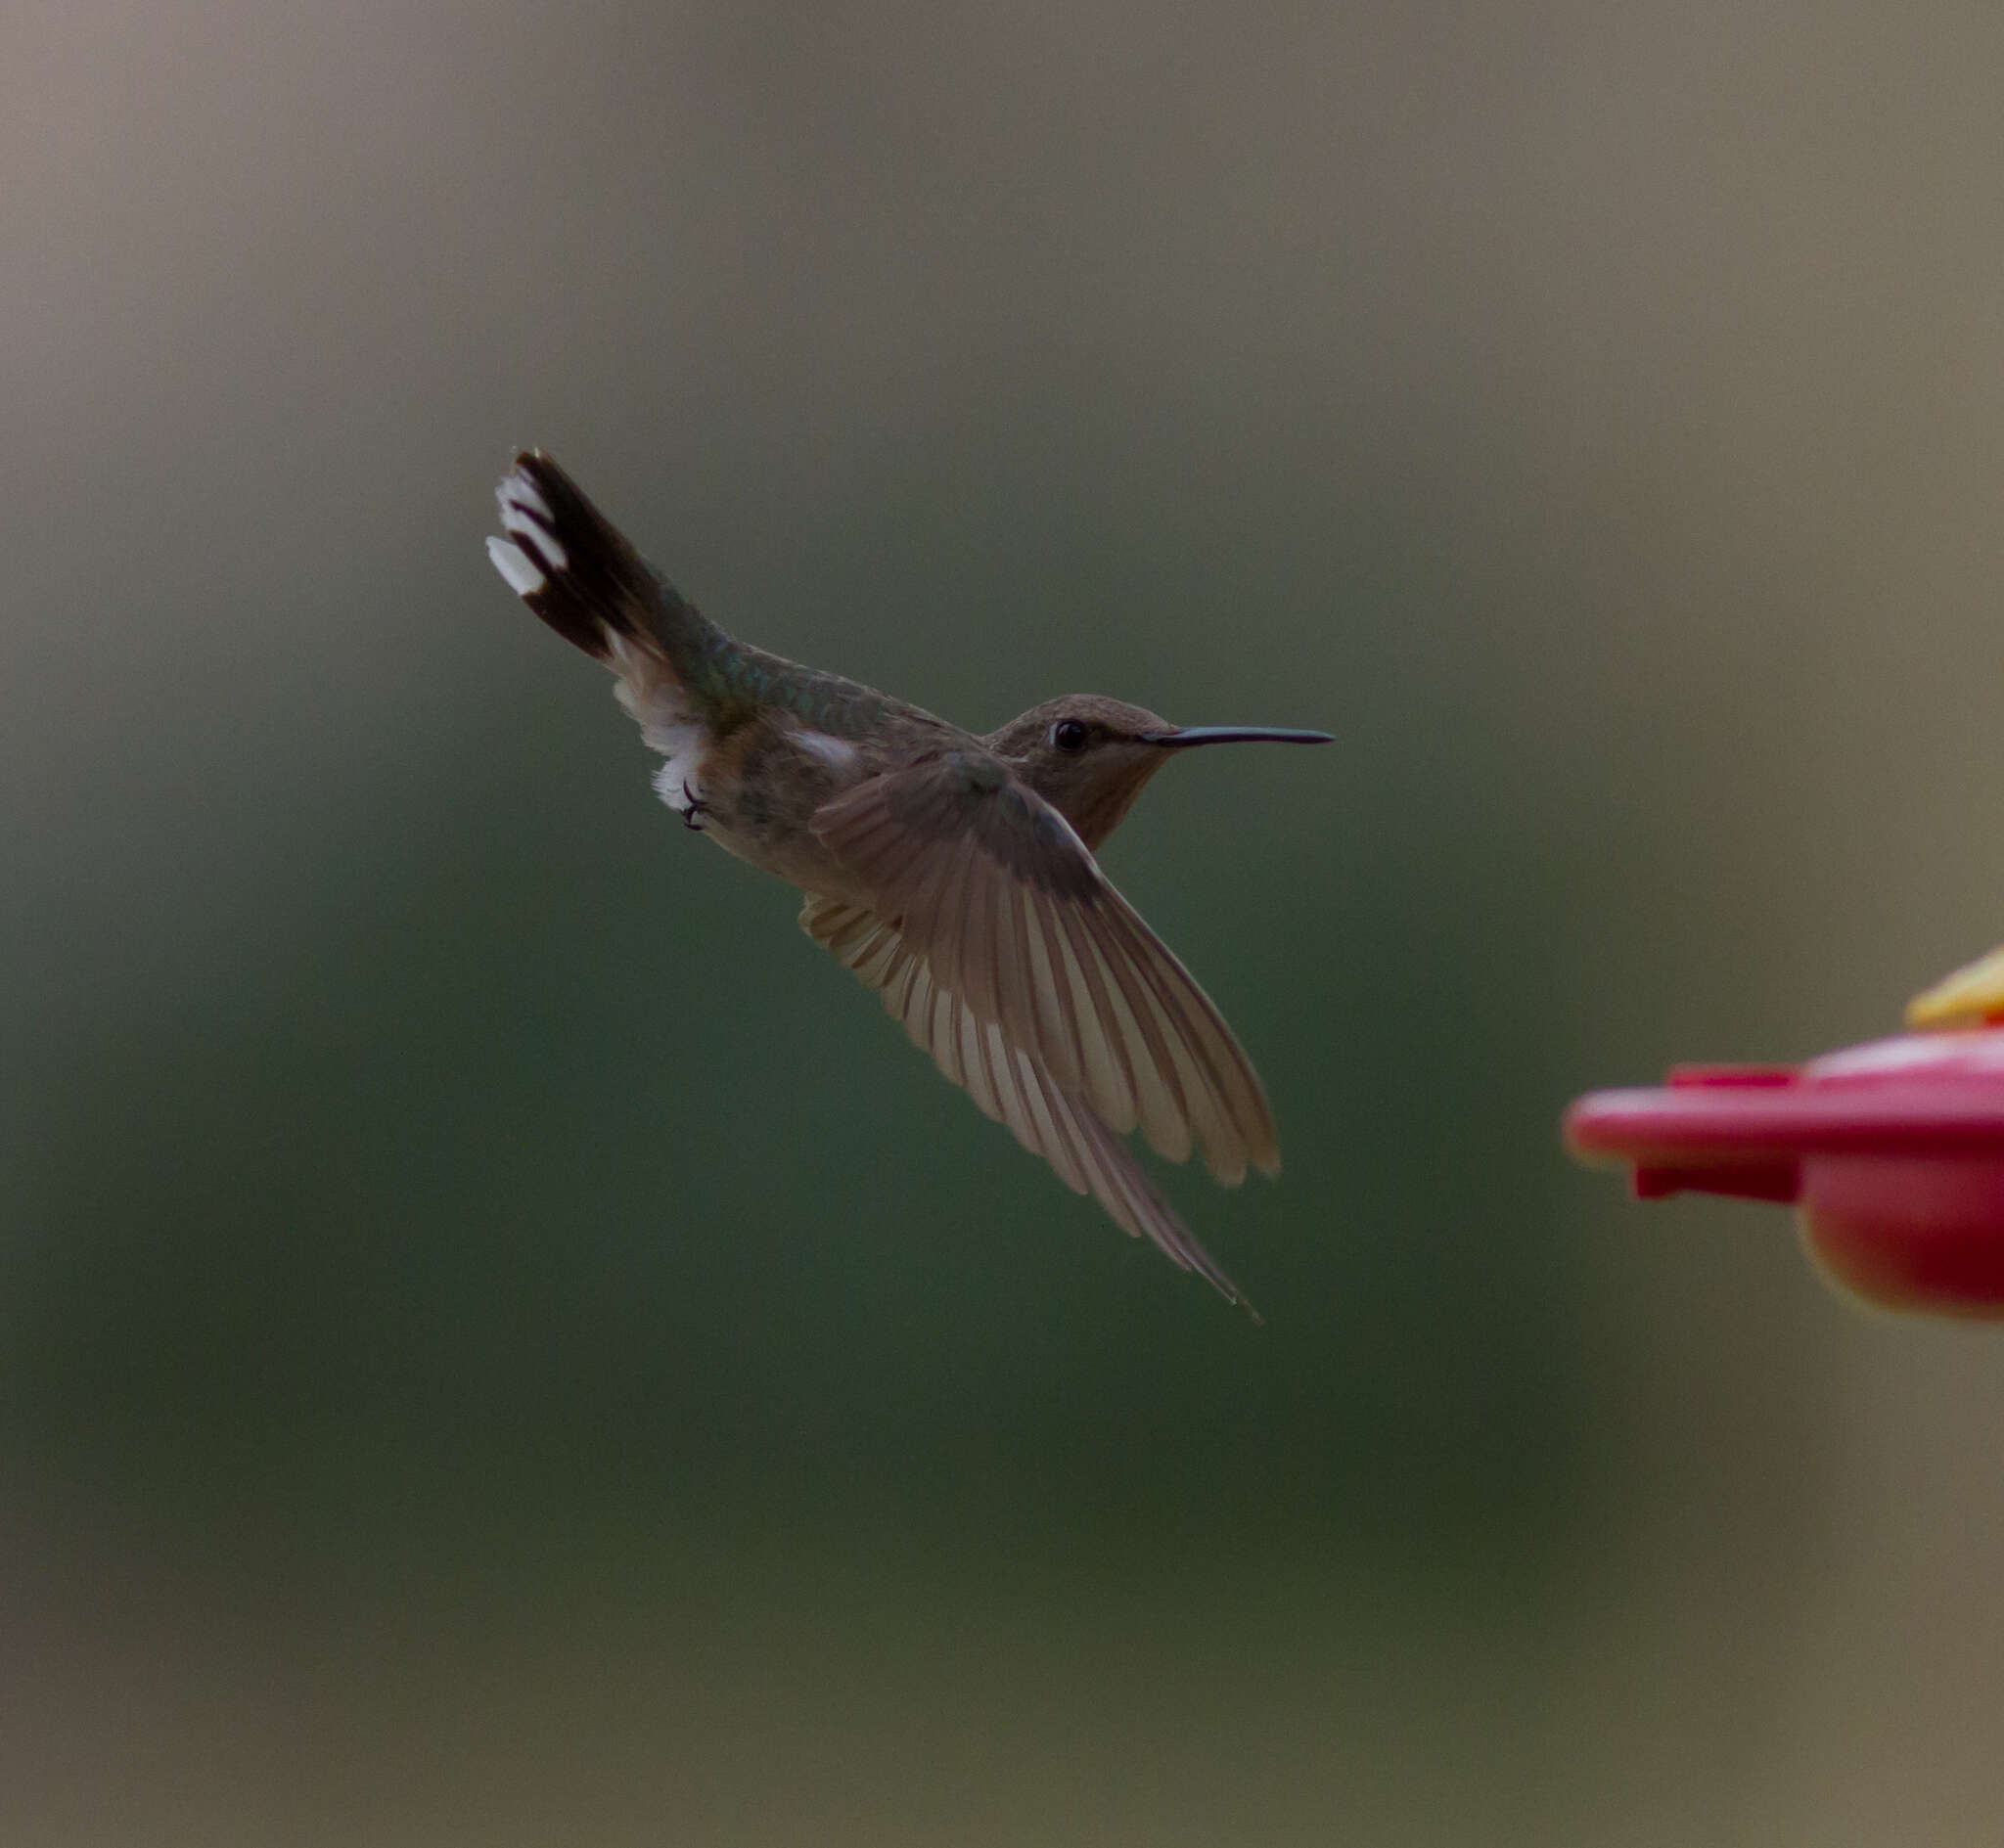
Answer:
[681, 782, 709, 832]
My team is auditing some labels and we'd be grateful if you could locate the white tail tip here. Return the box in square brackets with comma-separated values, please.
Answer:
[485, 533, 546, 596]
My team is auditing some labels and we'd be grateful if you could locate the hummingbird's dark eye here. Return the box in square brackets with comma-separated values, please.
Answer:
[1052, 719, 1088, 752]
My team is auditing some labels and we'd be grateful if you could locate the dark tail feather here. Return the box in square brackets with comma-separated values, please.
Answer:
[486, 450, 688, 661]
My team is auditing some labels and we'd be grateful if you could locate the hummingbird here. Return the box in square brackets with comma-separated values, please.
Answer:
[486, 451, 1330, 1311]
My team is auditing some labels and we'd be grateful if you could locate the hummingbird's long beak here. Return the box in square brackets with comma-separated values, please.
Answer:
[1138, 726, 1335, 748]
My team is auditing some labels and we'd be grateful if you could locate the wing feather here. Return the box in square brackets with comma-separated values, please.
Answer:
[800, 895, 1254, 1312]
[810, 760, 1280, 1182]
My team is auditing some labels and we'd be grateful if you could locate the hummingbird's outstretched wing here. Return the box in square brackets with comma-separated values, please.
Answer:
[808, 757, 1282, 1188]
[800, 896, 1255, 1313]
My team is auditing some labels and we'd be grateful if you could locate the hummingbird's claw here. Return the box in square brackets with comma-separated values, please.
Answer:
[681, 781, 708, 832]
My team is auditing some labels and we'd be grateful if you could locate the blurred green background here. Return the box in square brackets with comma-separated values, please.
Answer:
[7, 3, 2004, 1841]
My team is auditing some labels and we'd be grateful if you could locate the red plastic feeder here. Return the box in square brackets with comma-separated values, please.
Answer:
[1565, 1030, 2004, 1317]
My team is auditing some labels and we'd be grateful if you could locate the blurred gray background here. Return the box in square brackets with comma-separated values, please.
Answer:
[6, 2, 2004, 1842]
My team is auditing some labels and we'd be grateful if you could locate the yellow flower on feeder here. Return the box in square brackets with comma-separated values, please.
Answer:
[1907, 947, 2004, 1030]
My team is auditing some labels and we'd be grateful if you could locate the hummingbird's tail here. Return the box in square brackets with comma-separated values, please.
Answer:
[487, 452, 741, 799]
[486, 451, 720, 669]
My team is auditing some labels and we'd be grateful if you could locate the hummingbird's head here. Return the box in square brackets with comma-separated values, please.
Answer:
[985, 695, 1333, 850]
